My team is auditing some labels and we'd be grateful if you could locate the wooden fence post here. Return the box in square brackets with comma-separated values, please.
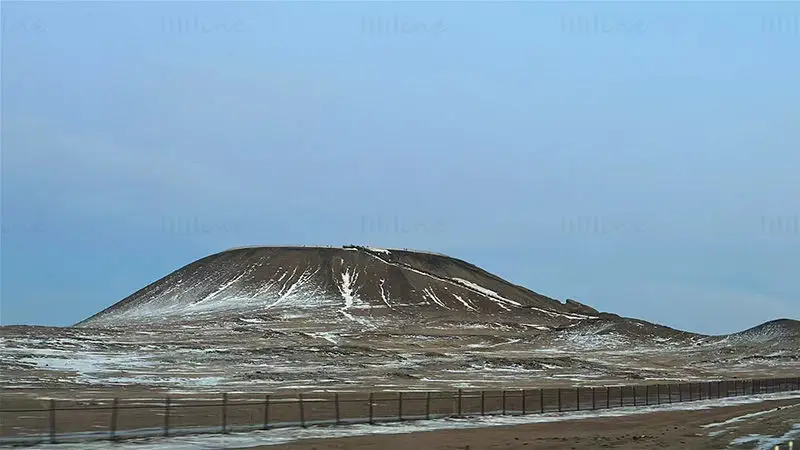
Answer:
[398, 392, 403, 421]
[668, 384, 672, 403]
[457, 389, 462, 418]
[369, 392, 374, 424]
[299, 393, 306, 428]
[557, 388, 562, 412]
[164, 396, 171, 437]
[334, 393, 340, 425]
[633, 386, 637, 406]
[619, 386, 623, 408]
[263, 395, 270, 429]
[222, 393, 228, 434]
[576, 387, 580, 411]
[606, 386, 610, 409]
[502, 390, 507, 415]
[110, 397, 119, 440]
[592, 387, 596, 410]
[522, 389, 527, 415]
[540, 389, 545, 413]
[426, 392, 431, 420]
[49, 399, 56, 444]
[645, 385, 649, 405]
[480, 390, 485, 416]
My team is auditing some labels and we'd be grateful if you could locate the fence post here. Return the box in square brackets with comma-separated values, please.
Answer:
[645, 385, 649, 406]
[541, 389, 545, 413]
[619, 386, 623, 408]
[576, 387, 580, 411]
[49, 399, 56, 444]
[668, 384, 672, 403]
[334, 393, 340, 425]
[657, 385, 661, 405]
[369, 392, 374, 424]
[633, 386, 637, 406]
[263, 395, 270, 429]
[398, 392, 403, 421]
[222, 393, 228, 434]
[502, 390, 507, 415]
[299, 393, 306, 428]
[606, 386, 610, 409]
[457, 389, 462, 418]
[110, 397, 119, 440]
[592, 387, 596, 410]
[480, 390, 485, 416]
[522, 389, 527, 415]
[426, 392, 431, 420]
[164, 396, 171, 437]
[557, 388, 562, 412]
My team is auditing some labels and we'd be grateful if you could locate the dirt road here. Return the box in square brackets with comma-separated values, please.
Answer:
[246, 398, 799, 450]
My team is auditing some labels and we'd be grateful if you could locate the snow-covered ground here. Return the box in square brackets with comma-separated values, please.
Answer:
[2, 317, 798, 395]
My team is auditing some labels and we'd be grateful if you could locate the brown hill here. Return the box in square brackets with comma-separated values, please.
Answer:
[76, 246, 599, 328]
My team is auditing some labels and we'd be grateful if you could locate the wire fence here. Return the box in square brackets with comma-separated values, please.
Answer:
[1, 377, 799, 445]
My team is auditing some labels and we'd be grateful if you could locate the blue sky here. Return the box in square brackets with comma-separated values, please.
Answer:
[2, 1, 798, 334]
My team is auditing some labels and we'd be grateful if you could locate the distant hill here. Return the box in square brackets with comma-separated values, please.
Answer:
[76, 245, 599, 328]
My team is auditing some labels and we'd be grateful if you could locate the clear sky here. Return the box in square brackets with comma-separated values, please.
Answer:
[2, 1, 798, 334]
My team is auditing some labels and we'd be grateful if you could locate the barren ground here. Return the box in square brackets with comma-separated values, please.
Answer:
[248, 398, 800, 450]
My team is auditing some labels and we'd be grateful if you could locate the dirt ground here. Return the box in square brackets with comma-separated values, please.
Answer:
[246, 398, 800, 450]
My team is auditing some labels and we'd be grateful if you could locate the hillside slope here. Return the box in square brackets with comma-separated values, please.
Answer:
[76, 246, 600, 328]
